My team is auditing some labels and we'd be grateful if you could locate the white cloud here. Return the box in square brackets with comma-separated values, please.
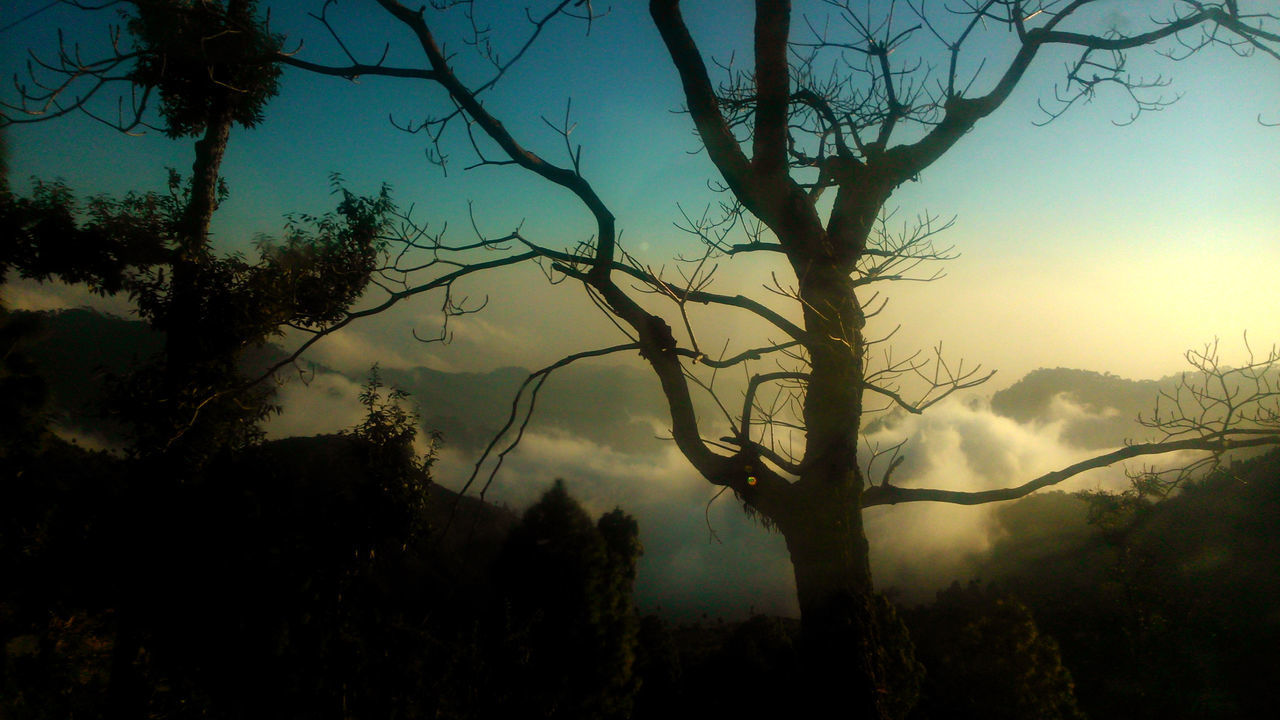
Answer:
[431, 430, 797, 619]
[424, 391, 1196, 615]
[285, 326, 421, 375]
[4, 276, 136, 318]
[863, 396, 1157, 600]
[263, 372, 367, 439]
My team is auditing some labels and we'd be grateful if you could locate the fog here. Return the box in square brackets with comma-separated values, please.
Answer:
[10, 281, 1187, 617]
[263, 362, 1157, 616]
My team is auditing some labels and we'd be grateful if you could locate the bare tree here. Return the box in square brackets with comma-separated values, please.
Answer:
[264, 0, 1280, 714]
[9, 0, 1280, 715]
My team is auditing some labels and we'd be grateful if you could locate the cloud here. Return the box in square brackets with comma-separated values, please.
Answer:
[49, 424, 119, 453]
[214, 343, 1212, 618]
[4, 276, 136, 318]
[263, 372, 367, 439]
[432, 430, 798, 619]
[863, 396, 1145, 602]
[285, 325, 423, 375]
[425, 392, 1167, 616]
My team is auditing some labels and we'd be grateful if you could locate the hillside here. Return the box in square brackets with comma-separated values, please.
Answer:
[989, 367, 1164, 448]
[958, 448, 1280, 718]
[14, 308, 704, 454]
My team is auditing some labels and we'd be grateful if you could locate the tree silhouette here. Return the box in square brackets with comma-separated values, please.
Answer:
[0, 368, 446, 718]
[270, 2, 1280, 714]
[492, 480, 641, 720]
[0, 0, 404, 464]
[1, 4, 403, 713]
[906, 582, 1085, 720]
[8, 1, 1280, 714]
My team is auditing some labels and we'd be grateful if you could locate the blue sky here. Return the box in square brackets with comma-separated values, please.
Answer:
[4, 0, 1279, 383]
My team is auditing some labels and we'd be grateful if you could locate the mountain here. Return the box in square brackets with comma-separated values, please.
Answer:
[14, 308, 696, 455]
[989, 367, 1164, 448]
[382, 361, 679, 453]
[13, 308, 303, 446]
[14, 308, 162, 444]
[962, 449, 1280, 718]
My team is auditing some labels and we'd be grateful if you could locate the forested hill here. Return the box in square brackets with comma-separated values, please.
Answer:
[956, 447, 1280, 718]
[10, 308, 1280, 718]
[989, 367, 1167, 448]
[15, 308, 294, 445]
[16, 308, 162, 444]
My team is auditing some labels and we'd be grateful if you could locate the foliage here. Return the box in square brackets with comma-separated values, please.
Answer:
[1, 170, 395, 462]
[127, 0, 283, 137]
[4, 0, 302, 465]
[491, 479, 642, 720]
[631, 614, 801, 720]
[972, 449, 1280, 719]
[906, 582, 1085, 720]
[628, 605, 916, 719]
[258, 179, 395, 327]
[0, 178, 170, 296]
[0, 428, 446, 718]
[0, 439, 129, 720]
[874, 593, 926, 720]
[345, 364, 441, 540]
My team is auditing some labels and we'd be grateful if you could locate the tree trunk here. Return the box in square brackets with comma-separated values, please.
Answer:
[166, 101, 233, 384]
[157, 97, 235, 458]
[783, 477, 891, 718]
[774, 247, 919, 717]
[773, 458, 916, 717]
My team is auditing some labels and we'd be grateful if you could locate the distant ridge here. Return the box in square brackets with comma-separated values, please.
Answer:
[15, 308, 682, 454]
[989, 367, 1164, 448]
[21, 308, 1189, 454]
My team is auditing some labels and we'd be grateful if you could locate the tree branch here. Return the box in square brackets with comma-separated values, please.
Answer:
[862, 433, 1280, 507]
[752, 0, 791, 175]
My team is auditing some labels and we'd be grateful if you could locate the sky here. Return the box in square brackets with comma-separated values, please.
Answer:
[4, 0, 1279, 615]
[4, 0, 1276, 381]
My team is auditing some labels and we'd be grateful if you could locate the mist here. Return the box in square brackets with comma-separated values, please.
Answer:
[11, 286, 1185, 616]
[262, 361, 1160, 615]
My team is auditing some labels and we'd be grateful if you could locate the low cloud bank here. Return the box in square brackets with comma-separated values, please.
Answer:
[431, 394, 1159, 615]
[432, 432, 799, 619]
[863, 396, 1137, 602]
[265, 370, 1173, 616]
[264, 373, 367, 440]
[5, 276, 136, 318]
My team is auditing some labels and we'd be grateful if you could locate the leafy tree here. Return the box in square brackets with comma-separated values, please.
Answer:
[268, 2, 1280, 714]
[345, 364, 442, 538]
[0, 3, 399, 712]
[491, 479, 642, 720]
[127, 0, 282, 139]
[4, 0, 290, 463]
[0, 169, 395, 462]
[906, 582, 1085, 720]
